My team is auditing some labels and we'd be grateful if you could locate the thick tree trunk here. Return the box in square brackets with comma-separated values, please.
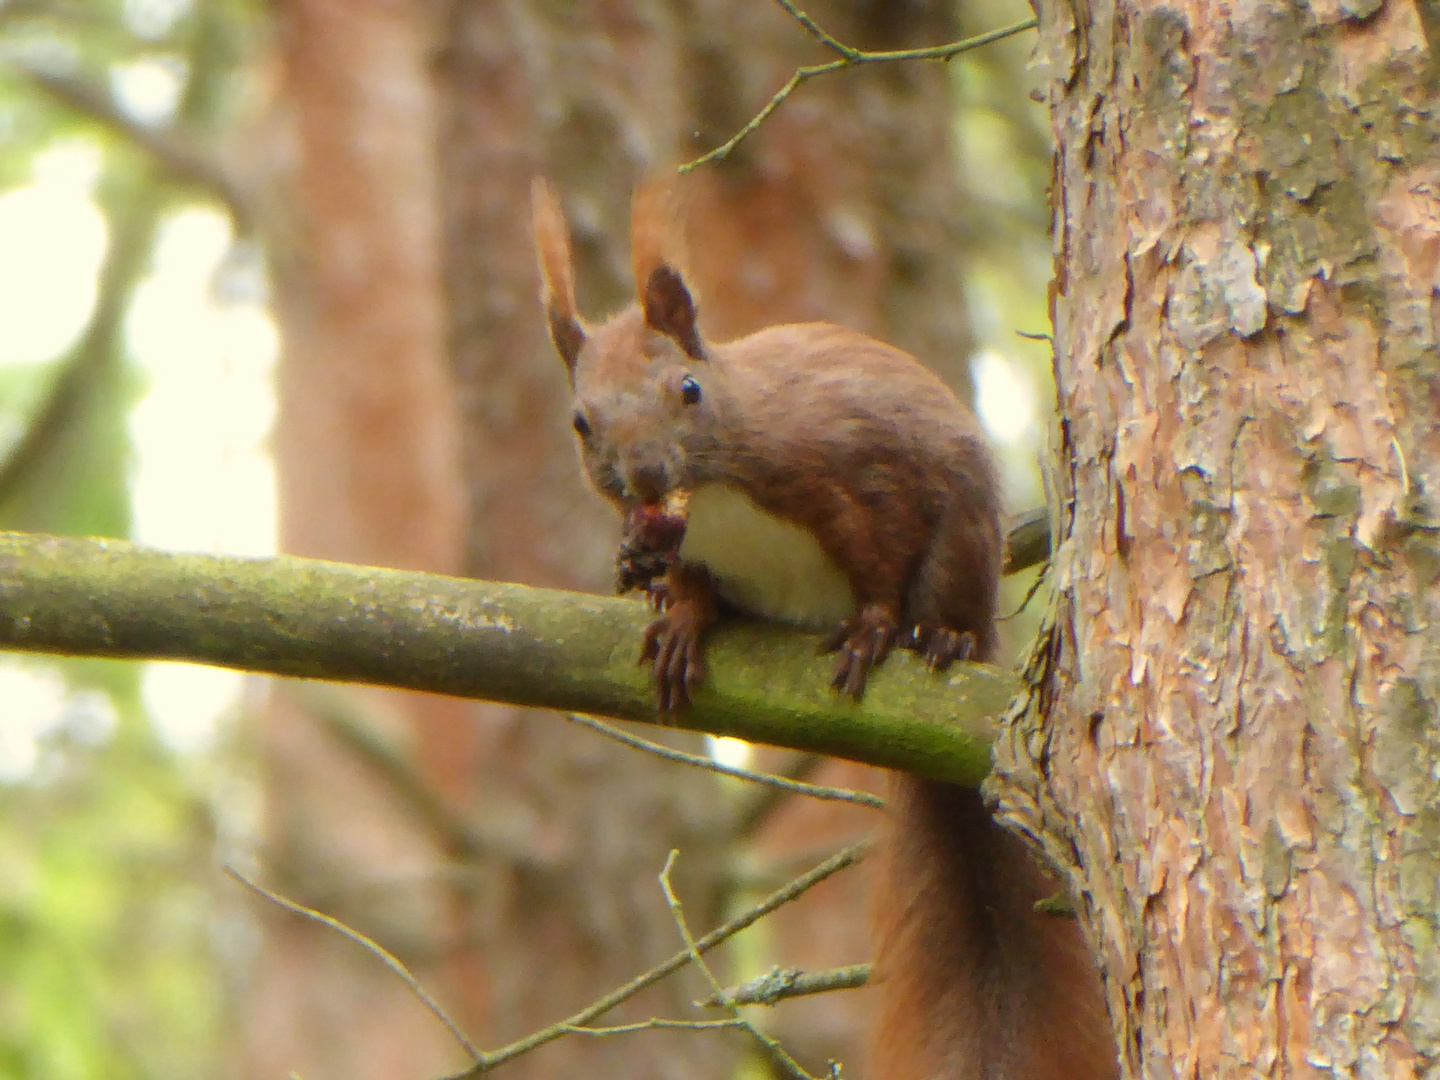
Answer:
[995, 3, 1440, 1077]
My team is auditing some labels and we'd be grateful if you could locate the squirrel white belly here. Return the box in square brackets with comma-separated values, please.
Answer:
[678, 483, 854, 629]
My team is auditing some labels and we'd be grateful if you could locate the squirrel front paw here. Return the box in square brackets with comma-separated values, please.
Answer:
[819, 604, 898, 700]
[640, 610, 708, 714]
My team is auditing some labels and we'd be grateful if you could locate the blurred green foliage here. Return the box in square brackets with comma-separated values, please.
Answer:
[0, 1, 256, 1076]
[0, 675, 225, 1080]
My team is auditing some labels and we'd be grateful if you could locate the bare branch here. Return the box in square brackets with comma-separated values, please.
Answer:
[679, 16, 1039, 173]
[442, 842, 867, 1077]
[770, 0, 858, 59]
[999, 562, 1050, 623]
[1002, 506, 1051, 576]
[660, 851, 813, 1080]
[224, 796, 870, 1075]
[565, 713, 884, 810]
[226, 866, 484, 1065]
[731, 752, 834, 837]
[0, 532, 1015, 784]
[698, 964, 871, 1008]
[556, 1018, 749, 1036]
[724, 843, 868, 894]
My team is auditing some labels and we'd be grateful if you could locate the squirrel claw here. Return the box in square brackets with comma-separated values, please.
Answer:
[914, 625, 976, 671]
[641, 614, 707, 715]
[822, 605, 898, 700]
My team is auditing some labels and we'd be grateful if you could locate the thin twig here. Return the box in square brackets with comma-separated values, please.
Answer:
[998, 562, 1050, 622]
[679, 15, 1039, 172]
[771, 0, 858, 58]
[445, 842, 867, 1077]
[225, 866, 485, 1065]
[565, 714, 884, 810]
[660, 852, 812, 1080]
[698, 964, 871, 1008]
[725, 842, 871, 893]
[557, 1018, 749, 1037]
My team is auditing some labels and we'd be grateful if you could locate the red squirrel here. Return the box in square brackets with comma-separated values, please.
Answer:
[531, 179, 1115, 1080]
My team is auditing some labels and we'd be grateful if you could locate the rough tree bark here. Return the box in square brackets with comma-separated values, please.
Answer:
[994, 3, 1440, 1078]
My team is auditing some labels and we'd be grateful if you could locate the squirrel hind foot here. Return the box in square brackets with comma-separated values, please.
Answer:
[640, 612, 708, 715]
[911, 624, 977, 671]
[819, 604, 898, 700]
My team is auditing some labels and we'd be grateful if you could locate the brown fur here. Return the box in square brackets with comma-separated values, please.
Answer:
[875, 777, 1118, 1080]
[532, 181, 1117, 1080]
[530, 177, 586, 378]
[630, 179, 689, 306]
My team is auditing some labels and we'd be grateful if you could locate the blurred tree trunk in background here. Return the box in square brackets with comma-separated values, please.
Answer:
[245, 1, 473, 1076]
[251, 0, 985, 1076]
[0, 6, 258, 1076]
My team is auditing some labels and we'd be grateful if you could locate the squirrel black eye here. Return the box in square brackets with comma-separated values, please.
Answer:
[572, 410, 591, 438]
[679, 375, 701, 406]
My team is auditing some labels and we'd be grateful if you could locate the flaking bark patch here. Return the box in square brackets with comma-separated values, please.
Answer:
[996, 0, 1440, 1076]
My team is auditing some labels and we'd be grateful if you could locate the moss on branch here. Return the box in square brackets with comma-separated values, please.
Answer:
[0, 531, 1019, 784]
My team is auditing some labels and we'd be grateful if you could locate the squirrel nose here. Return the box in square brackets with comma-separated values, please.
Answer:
[627, 464, 669, 502]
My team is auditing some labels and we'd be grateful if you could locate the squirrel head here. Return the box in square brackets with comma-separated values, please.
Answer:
[531, 178, 723, 506]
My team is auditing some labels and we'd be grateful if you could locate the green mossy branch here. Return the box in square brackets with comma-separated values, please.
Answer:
[0, 532, 1019, 784]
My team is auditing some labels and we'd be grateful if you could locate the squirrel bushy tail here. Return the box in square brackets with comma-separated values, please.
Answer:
[870, 617, 1114, 1079]
[872, 779, 1116, 1080]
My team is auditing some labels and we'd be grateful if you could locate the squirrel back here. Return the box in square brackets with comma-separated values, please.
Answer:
[533, 179, 1115, 1080]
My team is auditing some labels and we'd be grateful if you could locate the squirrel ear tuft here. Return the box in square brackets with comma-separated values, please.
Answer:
[531, 177, 587, 381]
[643, 265, 704, 361]
[631, 179, 703, 360]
